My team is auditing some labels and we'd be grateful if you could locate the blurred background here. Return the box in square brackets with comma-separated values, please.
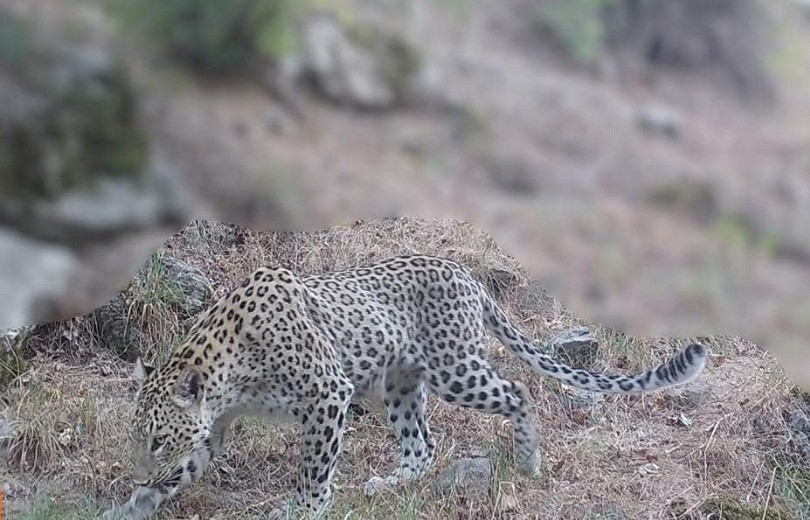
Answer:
[1, 0, 809, 383]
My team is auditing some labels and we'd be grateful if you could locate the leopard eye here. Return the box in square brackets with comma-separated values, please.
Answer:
[151, 435, 167, 452]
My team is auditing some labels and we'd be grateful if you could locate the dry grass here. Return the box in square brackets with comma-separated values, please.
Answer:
[1, 218, 807, 519]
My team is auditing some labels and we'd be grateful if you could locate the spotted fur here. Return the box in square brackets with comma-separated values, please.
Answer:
[103, 254, 707, 519]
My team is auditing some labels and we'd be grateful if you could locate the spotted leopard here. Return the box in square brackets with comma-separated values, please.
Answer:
[102, 254, 707, 519]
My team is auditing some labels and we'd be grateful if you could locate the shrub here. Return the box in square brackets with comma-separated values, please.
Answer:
[537, 0, 615, 65]
[603, 0, 773, 99]
[0, 6, 32, 64]
[111, 0, 315, 74]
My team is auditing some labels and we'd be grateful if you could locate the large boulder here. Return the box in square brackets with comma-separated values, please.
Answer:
[0, 42, 148, 202]
[290, 12, 420, 110]
[0, 6, 187, 329]
[431, 457, 492, 498]
[0, 228, 78, 331]
[92, 254, 213, 361]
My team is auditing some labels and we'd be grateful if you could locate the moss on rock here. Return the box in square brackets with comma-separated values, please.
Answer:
[0, 37, 148, 200]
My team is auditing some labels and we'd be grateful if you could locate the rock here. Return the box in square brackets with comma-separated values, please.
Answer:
[635, 104, 682, 140]
[296, 13, 420, 109]
[431, 457, 492, 497]
[646, 179, 719, 224]
[93, 254, 212, 361]
[0, 228, 78, 330]
[513, 281, 557, 320]
[662, 380, 713, 411]
[0, 18, 188, 247]
[549, 327, 600, 369]
[559, 385, 606, 425]
[0, 417, 14, 442]
[175, 220, 246, 257]
[485, 155, 541, 195]
[785, 398, 810, 466]
[146, 255, 213, 320]
[0, 43, 148, 201]
[92, 294, 143, 362]
[480, 266, 521, 300]
[0, 177, 177, 246]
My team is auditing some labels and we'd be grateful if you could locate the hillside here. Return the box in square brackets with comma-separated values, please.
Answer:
[1, 219, 808, 519]
[1, 0, 810, 385]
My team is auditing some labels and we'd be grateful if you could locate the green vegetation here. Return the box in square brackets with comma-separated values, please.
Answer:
[345, 23, 421, 101]
[0, 6, 32, 64]
[772, 455, 810, 518]
[537, 0, 614, 64]
[18, 492, 100, 520]
[0, 337, 28, 388]
[0, 60, 148, 199]
[109, 0, 319, 74]
[6, 383, 66, 473]
[698, 495, 796, 520]
[127, 253, 188, 364]
[134, 253, 187, 312]
[789, 385, 810, 403]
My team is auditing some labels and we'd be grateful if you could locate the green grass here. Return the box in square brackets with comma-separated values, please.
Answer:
[135, 254, 186, 310]
[107, 0, 321, 74]
[17, 492, 100, 520]
[126, 253, 189, 364]
[773, 457, 810, 518]
[5, 380, 100, 473]
[537, 0, 615, 65]
[0, 342, 28, 388]
[6, 382, 64, 472]
[697, 495, 796, 520]
[0, 6, 32, 64]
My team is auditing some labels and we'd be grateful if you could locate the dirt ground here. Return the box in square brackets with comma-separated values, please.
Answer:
[1, 219, 807, 519]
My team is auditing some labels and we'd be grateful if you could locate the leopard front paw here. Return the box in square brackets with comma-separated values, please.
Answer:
[516, 449, 541, 477]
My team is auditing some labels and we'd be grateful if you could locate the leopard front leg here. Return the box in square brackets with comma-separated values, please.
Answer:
[270, 381, 353, 518]
[364, 373, 435, 496]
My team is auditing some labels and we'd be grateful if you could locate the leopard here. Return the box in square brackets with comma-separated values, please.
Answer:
[102, 254, 708, 520]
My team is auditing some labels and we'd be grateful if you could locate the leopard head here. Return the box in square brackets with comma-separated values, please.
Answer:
[127, 358, 214, 491]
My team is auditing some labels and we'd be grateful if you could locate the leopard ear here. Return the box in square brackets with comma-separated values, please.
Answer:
[133, 358, 154, 386]
[172, 367, 203, 408]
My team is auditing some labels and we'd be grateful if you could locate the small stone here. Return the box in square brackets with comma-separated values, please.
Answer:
[635, 103, 682, 140]
[549, 327, 599, 369]
[485, 155, 540, 195]
[663, 380, 713, 411]
[638, 462, 661, 476]
[482, 266, 520, 300]
[431, 457, 492, 497]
